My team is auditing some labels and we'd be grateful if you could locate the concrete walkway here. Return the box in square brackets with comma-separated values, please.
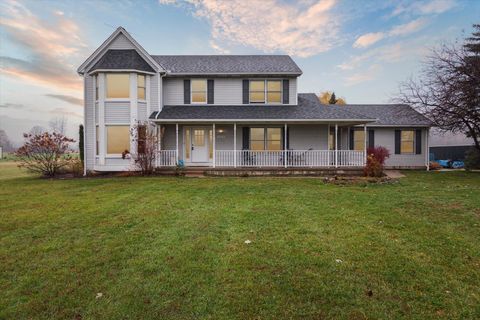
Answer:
[385, 170, 406, 179]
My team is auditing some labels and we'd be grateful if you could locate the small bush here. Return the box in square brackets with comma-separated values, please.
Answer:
[429, 161, 442, 170]
[364, 146, 390, 177]
[465, 148, 480, 170]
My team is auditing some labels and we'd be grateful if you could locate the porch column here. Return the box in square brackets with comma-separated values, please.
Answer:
[233, 123, 237, 168]
[364, 124, 367, 165]
[335, 123, 338, 168]
[284, 123, 288, 168]
[426, 127, 430, 171]
[213, 123, 216, 168]
[175, 123, 179, 164]
[327, 124, 330, 166]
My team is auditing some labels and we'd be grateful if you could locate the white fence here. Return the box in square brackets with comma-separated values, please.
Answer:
[156, 150, 177, 167]
[156, 150, 365, 168]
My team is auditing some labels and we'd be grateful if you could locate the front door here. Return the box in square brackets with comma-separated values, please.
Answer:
[191, 128, 209, 162]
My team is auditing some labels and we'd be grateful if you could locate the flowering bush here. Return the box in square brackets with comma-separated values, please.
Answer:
[15, 132, 75, 177]
[364, 146, 390, 177]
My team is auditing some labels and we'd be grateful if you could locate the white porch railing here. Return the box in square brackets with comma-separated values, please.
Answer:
[214, 150, 365, 168]
[156, 150, 177, 167]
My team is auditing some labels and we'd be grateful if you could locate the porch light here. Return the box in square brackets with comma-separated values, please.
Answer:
[217, 129, 225, 134]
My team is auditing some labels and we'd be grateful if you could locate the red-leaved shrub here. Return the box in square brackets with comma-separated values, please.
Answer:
[364, 146, 390, 177]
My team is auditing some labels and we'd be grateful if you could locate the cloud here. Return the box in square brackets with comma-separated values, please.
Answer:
[49, 108, 82, 118]
[344, 64, 382, 86]
[0, 0, 87, 91]
[0, 102, 25, 109]
[45, 94, 83, 106]
[159, 0, 342, 57]
[391, 0, 456, 17]
[389, 18, 428, 36]
[353, 18, 428, 49]
[353, 32, 385, 48]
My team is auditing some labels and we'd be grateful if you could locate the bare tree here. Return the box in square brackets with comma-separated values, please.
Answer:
[29, 126, 46, 136]
[130, 121, 160, 175]
[396, 25, 480, 152]
[0, 129, 15, 152]
[49, 116, 68, 135]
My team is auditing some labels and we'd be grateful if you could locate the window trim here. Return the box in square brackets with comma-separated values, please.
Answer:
[105, 124, 131, 157]
[400, 129, 415, 155]
[248, 79, 283, 104]
[249, 127, 283, 151]
[105, 73, 130, 101]
[190, 79, 207, 104]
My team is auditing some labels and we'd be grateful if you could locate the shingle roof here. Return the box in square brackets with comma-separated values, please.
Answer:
[90, 49, 155, 73]
[150, 93, 374, 122]
[341, 104, 432, 126]
[152, 55, 302, 75]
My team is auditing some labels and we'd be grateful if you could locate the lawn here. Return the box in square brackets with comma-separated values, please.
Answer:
[0, 162, 479, 319]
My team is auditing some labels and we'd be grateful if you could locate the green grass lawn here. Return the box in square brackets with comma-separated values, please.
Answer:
[1, 162, 479, 319]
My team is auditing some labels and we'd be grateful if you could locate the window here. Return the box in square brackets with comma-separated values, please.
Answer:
[250, 127, 282, 151]
[137, 75, 146, 100]
[249, 80, 282, 103]
[137, 125, 146, 154]
[191, 79, 207, 103]
[106, 73, 130, 99]
[250, 81, 265, 103]
[185, 128, 191, 160]
[401, 130, 414, 154]
[329, 128, 335, 150]
[353, 130, 365, 151]
[95, 76, 99, 101]
[106, 125, 130, 154]
[95, 125, 99, 155]
[209, 129, 213, 159]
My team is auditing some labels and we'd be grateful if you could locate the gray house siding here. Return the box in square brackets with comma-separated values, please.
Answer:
[105, 102, 130, 123]
[372, 127, 427, 168]
[163, 77, 298, 106]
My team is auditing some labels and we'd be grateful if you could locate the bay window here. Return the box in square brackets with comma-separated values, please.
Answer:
[106, 125, 130, 154]
[137, 75, 146, 100]
[106, 73, 130, 99]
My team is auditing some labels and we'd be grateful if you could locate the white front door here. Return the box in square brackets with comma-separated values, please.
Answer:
[191, 128, 209, 162]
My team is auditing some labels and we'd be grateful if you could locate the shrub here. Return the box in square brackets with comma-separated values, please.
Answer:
[15, 132, 75, 177]
[429, 161, 442, 170]
[364, 146, 390, 177]
[130, 122, 159, 175]
[465, 148, 480, 170]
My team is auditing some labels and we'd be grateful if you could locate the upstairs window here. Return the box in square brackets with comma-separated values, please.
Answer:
[106, 73, 130, 99]
[191, 79, 207, 103]
[137, 75, 146, 100]
[249, 80, 282, 103]
[401, 130, 414, 154]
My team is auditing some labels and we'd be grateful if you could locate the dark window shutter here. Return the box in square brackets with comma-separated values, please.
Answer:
[349, 129, 354, 150]
[395, 130, 401, 154]
[415, 129, 422, 154]
[242, 127, 250, 149]
[283, 79, 289, 104]
[368, 129, 375, 149]
[242, 80, 249, 104]
[183, 79, 190, 104]
[207, 79, 214, 104]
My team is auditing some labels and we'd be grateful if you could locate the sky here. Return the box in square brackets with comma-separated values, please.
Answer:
[0, 0, 479, 146]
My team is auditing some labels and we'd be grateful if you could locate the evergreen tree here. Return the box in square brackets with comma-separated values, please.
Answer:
[328, 92, 338, 104]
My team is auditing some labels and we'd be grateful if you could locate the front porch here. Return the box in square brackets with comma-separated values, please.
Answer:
[154, 122, 368, 169]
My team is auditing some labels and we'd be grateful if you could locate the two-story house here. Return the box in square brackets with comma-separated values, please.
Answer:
[77, 27, 432, 174]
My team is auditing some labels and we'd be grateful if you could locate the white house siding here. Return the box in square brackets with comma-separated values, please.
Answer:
[108, 33, 135, 49]
[105, 102, 130, 123]
[372, 127, 427, 168]
[214, 79, 243, 104]
[138, 102, 147, 121]
[163, 78, 184, 105]
[84, 74, 95, 171]
[163, 77, 298, 106]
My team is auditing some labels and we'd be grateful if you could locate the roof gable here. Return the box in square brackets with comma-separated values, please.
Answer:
[90, 50, 155, 73]
[341, 104, 432, 126]
[77, 27, 163, 74]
